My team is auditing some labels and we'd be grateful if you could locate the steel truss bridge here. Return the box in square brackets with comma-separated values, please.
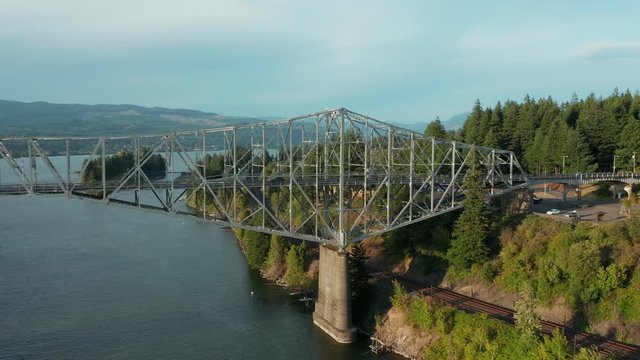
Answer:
[0, 108, 528, 250]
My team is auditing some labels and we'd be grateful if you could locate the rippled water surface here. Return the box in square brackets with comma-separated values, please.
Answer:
[0, 196, 398, 359]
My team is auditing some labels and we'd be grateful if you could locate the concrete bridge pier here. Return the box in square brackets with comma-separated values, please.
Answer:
[313, 244, 356, 343]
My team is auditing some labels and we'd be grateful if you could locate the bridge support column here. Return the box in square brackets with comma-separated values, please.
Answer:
[313, 244, 356, 343]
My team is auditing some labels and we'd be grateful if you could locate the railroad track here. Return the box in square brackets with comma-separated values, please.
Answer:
[423, 286, 640, 359]
[372, 271, 640, 359]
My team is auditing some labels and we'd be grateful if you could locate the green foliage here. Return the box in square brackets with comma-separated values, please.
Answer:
[390, 293, 597, 360]
[493, 214, 640, 327]
[243, 230, 270, 270]
[408, 296, 435, 329]
[514, 283, 541, 338]
[457, 90, 640, 172]
[81, 149, 166, 183]
[349, 242, 369, 304]
[447, 150, 490, 271]
[617, 272, 640, 322]
[390, 280, 409, 310]
[573, 347, 602, 360]
[284, 242, 306, 286]
[264, 235, 287, 271]
[424, 117, 447, 139]
[0, 99, 253, 138]
[537, 330, 571, 360]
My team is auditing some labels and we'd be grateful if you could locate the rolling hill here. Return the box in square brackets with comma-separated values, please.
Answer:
[0, 100, 262, 137]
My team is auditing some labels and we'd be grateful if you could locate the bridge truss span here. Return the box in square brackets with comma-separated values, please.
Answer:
[0, 108, 527, 249]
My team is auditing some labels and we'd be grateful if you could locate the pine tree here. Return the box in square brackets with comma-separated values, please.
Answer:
[349, 242, 369, 304]
[244, 231, 270, 269]
[562, 128, 596, 173]
[513, 95, 537, 158]
[463, 100, 484, 144]
[264, 235, 287, 277]
[489, 102, 504, 147]
[502, 100, 519, 152]
[284, 242, 306, 286]
[524, 129, 545, 174]
[424, 116, 447, 139]
[484, 128, 499, 148]
[615, 117, 640, 171]
[447, 149, 489, 270]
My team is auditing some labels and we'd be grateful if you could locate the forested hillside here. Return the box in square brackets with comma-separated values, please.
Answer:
[428, 90, 640, 173]
[0, 100, 260, 137]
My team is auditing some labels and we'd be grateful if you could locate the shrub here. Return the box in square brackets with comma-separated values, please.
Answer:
[390, 280, 409, 310]
[408, 296, 434, 329]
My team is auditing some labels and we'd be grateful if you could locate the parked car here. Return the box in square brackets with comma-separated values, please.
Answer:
[546, 209, 561, 215]
[564, 210, 578, 218]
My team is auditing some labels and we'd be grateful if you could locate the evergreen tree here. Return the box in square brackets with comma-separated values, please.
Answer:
[477, 108, 491, 145]
[447, 149, 489, 270]
[424, 116, 447, 139]
[524, 129, 545, 174]
[456, 90, 639, 172]
[615, 117, 640, 171]
[489, 102, 504, 147]
[501, 100, 519, 152]
[349, 243, 369, 299]
[483, 128, 499, 148]
[349, 242, 369, 308]
[577, 94, 620, 169]
[264, 234, 287, 276]
[540, 117, 568, 173]
[284, 242, 306, 286]
[514, 95, 537, 154]
[463, 100, 484, 145]
[562, 128, 596, 173]
[244, 231, 270, 269]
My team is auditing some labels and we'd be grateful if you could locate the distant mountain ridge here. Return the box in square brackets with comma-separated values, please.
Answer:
[389, 112, 470, 134]
[444, 112, 469, 130]
[0, 100, 261, 137]
[0, 99, 470, 137]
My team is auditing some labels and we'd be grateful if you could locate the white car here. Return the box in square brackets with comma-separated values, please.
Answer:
[564, 210, 578, 218]
[546, 209, 561, 215]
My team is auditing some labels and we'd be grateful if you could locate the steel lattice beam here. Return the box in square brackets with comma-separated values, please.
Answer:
[0, 108, 529, 249]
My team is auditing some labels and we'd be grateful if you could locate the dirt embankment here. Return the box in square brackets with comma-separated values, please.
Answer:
[374, 306, 436, 360]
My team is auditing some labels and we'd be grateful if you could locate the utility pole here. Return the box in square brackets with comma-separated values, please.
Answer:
[562, 155, 568, 174]
[613, 155, 617, 174]
[633, 151, 637, 174]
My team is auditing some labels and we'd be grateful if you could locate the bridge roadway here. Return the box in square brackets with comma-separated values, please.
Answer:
[2, 171, 636, 197]
[0, 174, 523, 196]
[522, 172, 640, 186]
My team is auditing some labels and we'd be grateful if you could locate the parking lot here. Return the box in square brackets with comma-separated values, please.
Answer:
[531, 195, 636, 223]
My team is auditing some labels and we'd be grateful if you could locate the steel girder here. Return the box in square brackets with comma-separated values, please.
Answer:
[0, 108, 527, 249]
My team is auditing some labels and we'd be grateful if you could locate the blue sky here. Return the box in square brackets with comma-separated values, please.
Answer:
[1, 1, 639, 123]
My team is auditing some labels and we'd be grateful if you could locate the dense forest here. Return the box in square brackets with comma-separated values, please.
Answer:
[426, 89, 640, 173]
[81, 150, 166, 183]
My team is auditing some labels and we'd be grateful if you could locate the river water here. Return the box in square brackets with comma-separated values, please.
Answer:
[0, 195, 399, 359]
